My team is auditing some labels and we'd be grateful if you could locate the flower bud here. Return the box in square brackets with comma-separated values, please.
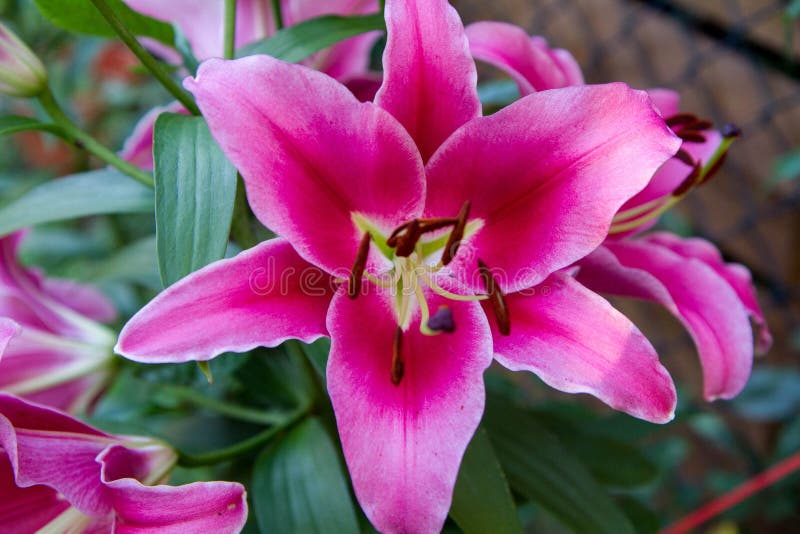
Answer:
[0, 21, 47, 97]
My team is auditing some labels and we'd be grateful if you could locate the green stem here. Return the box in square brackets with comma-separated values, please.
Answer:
[38, 89, 154, 187]
[231, 175, 257, 248]
[378, 0, 385, 11]
[157, 384, 288, 426]
[224, 0, 237, 59]
[270, 0, 284, 30]
[177, 409, 306, 466]
[88, 0, 200, 115]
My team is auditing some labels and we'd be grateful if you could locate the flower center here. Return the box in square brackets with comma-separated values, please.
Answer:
[349, 201, 510, 386]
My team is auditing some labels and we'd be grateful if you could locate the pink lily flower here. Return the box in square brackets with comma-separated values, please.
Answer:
[0, 393, 247, 532]
[466, 20, 771, 400]
[120, 0, 380, 170]
[0, 232, 119, 414]
[116, 0, 682, 530]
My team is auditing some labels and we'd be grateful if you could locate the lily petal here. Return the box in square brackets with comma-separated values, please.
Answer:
[186, 56, 426, 276]
[0, 454, 69, 532]
[0, 317, 19, 354]
[577, 241, 754, 400]
[466, 21, 575, 94]
[327, 281, 493, 533]
[124, 0, 272, 60]
[116, 239, 333, 364]
[106, 478, 247, 533]
[643, 232, 772, 353]
[0, 394, 113, 517]
[375, 0, 481, 161]
[646, 88, 680, 117]
[425, 83, 680, 294]
[41, 278, 116, 324]
[491, 273, 676, 423]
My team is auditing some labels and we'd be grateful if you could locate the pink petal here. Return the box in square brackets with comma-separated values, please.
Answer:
[106, 478, 247, 533]
[375, 0, 481, 162]
[643, 232, 772, 353]
[0, 330, 111, 412]
[0, 394, 112, 516]
[124, 0, 272, 60]
[0, 454, 69, 532]
[116, 239, 334, 363]
[120, 102, 188, 171]
[343, 73, 383, 102]
[0, 317, 19, 354]
[185, 56, 426, 276]
[41, 278, 117, 323]
[326, 281, 493, 533]
[646, 88, 680, 117]
[577, 241, 754, 400]
[425, 83, 681, 294]
[491, 273, 676, 423]
[466, 22, 574, 95]
[619, 129, 722, 218]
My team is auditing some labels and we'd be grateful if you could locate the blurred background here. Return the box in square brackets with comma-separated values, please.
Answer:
[1, 0, 799, 531]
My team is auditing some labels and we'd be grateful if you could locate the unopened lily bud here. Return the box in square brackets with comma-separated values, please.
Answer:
[0, 21, 46, 97]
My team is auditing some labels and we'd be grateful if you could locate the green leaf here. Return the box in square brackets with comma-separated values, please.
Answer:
[238, 14, 385, 62]
[252, 418, 360, 534]
[153, 113, 237, 286]
[530, 411, 659, 489]
[451, 427, 522, 534]
[0, 169, 152, 236]
[0, 115, 66, 138]
[33, 0, 174, 44]
[484, 397, 635, 534]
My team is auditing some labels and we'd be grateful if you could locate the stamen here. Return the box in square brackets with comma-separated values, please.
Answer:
[348, 232, 371, 299]
[427, 306, 455, 333]
[391, 326, 404, 386]
[674, 148, 695, 167]
[665, 113, 696, 127]
[676, 130, 707, 143]
[417, 218, 458, 234]
[672, 162, 703, 197]
[478, 259, 510, 336]
[699, 152, 727, 185]
[419, 272, 488, 302]
[441, 201, 471, 266]
[681, 119, 713, 132]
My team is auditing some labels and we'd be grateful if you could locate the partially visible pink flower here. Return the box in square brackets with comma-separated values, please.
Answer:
[121, 0, 380, 169]
[116, 0, 681, 530]
[465, 20, 771, 400]
[0, 231, 117, 414]
[0, 393, 247, 532]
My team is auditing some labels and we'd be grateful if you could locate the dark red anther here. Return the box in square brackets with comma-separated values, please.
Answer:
[672, 162, 703, 197]
[391, 326, 404, 386]
[427, 306, 455, 333]
[394, 219, 421, 257]
[441, 201, 471, 266]
[348, 232, 371, 299]
[676, 130, 707, 143]
[721, 123, 742, 138]
[665, 113, 697, 127]
[417, 218, 458, 234]
[681, 119, 714, 132]
[699, 152, 728, 186]
[674, 148, 695, 167]
[478, 259, 510, 336]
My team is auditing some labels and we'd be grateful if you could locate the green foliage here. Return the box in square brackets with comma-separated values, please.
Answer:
[238, 14, 385, 62]
[33, 0, 173, 43]
[450, 427, 522, 534]
[484, 396, 636, 534]
[153, 113, 237, 286]
[0, 169, 152, 235]
[252, 418, 360, 534]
